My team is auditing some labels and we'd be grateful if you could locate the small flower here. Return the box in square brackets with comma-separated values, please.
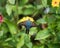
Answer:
[52, 0, 60, 7]
[0, 15, 3, 23]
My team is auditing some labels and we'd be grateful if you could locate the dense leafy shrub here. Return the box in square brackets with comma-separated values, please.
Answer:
[0, 0, 60, 48]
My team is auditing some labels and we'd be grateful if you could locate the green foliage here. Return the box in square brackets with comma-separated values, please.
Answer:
[4, 19, 17, 35]
[19, 0, 28, 5]
[6, 4, 13, 16]
[8, 0, 15, 4]
[17, 33, 25, 48]
[42, 0, 47, 7]
[0, 0, 60, 48]
[35, 29, 50, 40]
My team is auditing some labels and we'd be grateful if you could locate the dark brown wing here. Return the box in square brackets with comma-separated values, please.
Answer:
[31, 22, 37, 27]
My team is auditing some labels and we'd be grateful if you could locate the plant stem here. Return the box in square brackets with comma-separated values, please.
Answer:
[15, 0, 18, 23]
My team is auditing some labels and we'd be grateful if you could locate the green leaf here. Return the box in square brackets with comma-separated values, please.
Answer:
[23, 8, 35, 15]
[26, 42, 32, 48]
[5, 38, 12, 42]
[17, 33, 25, 48]
[12, 6, 23, 14]
[57, 22, 60, 31]
[24, 5, 34, 8]
[24, 34, 32, 48]
[4, 19, 17, 35]
[8, 0, 15, 4]
[37, 5, 44, 10]
[1, 23, 9, 33]
[36, 18, 47, 24]
[42, 0, 47, 7]
[20, 0, 28, 5]
[24, 34, 30, 43]
[46, 16, 56, 24]
[6, 4, 13, 16]
[0, 30, 4, 37]
[56, 31, 60, 41]
[48, 43, 60, 48]
[33, 45, 44, 48]
[18, 7, 23, 14]
[0, 0, 6, 7]
[35, 29, 50, 40]
[29, 27, 37, 35]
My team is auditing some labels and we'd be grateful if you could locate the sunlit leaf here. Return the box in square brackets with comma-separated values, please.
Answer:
[42, 0, 47, 7]
[6, 4, 13, 16]
[18, 7, 23, 14]
[23, 8, 35, 15]
[17, 33, 25, 48]
[35, 29, 50, 40]
[24, 34, 32, 48]
[4, 19, 17, 35]
[20, 0, 28, 5]
[8, 0, 15, 4]
[36, 18, 47, 24]
[37, 5, 44, 9]
[29, 27, 37, 35]
[33, 45, 44, 48]
[0, 30, 4, 37]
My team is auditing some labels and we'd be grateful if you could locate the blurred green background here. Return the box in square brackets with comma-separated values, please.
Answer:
[0, 0, 60, 48]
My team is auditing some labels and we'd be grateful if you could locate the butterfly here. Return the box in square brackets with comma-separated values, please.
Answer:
[17, 16, 37, 34]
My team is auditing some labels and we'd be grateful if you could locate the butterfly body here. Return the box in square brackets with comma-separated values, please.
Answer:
[25, 20, 32, 30]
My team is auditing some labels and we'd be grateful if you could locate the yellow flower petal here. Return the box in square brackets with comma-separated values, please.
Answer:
[52, 0, 60, 7]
